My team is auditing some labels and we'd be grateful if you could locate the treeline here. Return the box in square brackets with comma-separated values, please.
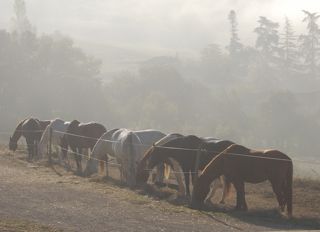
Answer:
[0, 1, 320, 160]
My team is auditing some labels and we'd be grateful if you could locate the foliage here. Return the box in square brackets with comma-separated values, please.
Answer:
[1, 3, 320, 160]
[299, 10, 320, 77]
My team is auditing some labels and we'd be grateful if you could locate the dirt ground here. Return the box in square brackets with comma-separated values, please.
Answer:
[0, 148, 319, 232]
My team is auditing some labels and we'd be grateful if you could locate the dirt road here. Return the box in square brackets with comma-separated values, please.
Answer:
[0, 150, 318, 231]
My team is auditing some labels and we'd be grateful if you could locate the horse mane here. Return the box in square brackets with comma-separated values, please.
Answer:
[137, 144, 155, 173]
[67, 120, 80, 131]
[70, 119, 80, 126]
[199, 144, 237, 176]
[38, 120, 51, 130]
[11, 118, 29, 141]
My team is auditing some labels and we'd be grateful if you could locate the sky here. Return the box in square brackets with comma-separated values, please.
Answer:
[0, 0, 319, 55]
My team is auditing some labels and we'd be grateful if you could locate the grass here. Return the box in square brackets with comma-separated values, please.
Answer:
[0, 219, 65, 232]
[0, 146, 319, 230]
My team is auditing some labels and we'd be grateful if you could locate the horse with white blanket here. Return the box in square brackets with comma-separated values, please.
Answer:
[84, 129, 168, 187]
[38, 118, 71, 163]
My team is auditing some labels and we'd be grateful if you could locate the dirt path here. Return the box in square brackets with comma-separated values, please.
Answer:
[0, 150, 319, 231]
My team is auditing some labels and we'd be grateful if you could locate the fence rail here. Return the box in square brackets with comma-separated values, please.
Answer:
[2, 129, 320, 173]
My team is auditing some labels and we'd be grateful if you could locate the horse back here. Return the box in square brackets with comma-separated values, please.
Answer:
[80, 123, 106, 138]
[21, 118, 43, 140]
[155, 133, 183, 146]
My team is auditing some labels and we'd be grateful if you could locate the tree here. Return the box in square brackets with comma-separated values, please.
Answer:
[200, 43, 228, 83]
[227, 10, 243, 56]
[299, 10, 320, 78]
[12, 0, 34, 34]
[279, 17, 299, 77]
[254, 16, 280, 68]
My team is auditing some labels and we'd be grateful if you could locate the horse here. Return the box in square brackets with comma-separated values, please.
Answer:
[191, 144, 293, 218]
[9, 118, 51, 161]
[38, 118, 71, 163]
[135, 133, 187, 195]
[136, 135, 234, 199]
[83, 128, 166, 187]
[60, 120, 106, 175]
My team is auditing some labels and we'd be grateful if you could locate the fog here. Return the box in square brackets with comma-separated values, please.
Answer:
[0, 1, 320, 177]
[0, 0, 318, 51]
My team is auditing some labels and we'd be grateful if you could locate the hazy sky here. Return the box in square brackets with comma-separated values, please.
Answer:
[0, 0, 318, 54]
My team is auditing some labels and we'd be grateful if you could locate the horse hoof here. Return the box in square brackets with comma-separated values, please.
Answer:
[189, 201, 203, 210]
[75, 170, 83, 176]
[204, 199, 212, 205]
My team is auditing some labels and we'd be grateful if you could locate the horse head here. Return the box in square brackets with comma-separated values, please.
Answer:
[9, 136, 17, 151]
[136, 145, 159, 184]
[69, 120, 80, 129]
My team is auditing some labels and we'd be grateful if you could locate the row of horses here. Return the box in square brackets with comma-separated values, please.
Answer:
[8, 117, 293, 218]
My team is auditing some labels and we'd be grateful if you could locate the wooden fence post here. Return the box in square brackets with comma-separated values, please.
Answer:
[35, 140, 38, 159]
[48, 127, 53, 165]
[194, 147, 202, 187]
[128, 133, 135, 187]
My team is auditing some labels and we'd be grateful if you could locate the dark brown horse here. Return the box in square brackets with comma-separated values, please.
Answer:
[191, 144, 293, 218]
[136, 135, 234, 196]
[9, 118, 50, 161]
[61, 120, 106, 175]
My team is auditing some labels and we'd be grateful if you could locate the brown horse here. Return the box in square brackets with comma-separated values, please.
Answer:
[60, 120, 106, 175]
[136, 135, 234, 197]
[191, 144, 293, 218]
[9, 118, 50, 161]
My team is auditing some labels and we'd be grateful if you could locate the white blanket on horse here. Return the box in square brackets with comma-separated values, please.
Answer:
[38, 118, 70, 157]
[88, 128, 166, 184]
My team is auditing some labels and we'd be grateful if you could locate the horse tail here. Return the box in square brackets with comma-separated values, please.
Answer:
[285, 161, 293, 218]
[164, 163, 171, 180]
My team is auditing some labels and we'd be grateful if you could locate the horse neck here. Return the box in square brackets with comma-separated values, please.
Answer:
[60, 136, 68, 153]
[39, 125, 50, 147]
[91, 138, 107, 159]
[11, 120, 25, 142]
[148, 147, 170, 170]
[199, 152, 225, 186]
[39, 120, 51, 130]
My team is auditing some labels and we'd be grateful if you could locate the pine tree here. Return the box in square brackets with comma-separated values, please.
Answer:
[299, 10, 320, 78]
[279, 17, 299, 76]
[12, 0, 33, 34]
[227, 10, 243, 56]
[254, 16, 280, 68]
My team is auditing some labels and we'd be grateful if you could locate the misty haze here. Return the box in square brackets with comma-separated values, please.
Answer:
[0, 0, 319, 231]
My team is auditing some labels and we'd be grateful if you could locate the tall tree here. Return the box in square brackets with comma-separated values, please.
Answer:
[12, 0, 33, 34]
[254, 16, 280, 68]
[279, 17, 299, 76]
[299, 10, 320, 78]
[227, 10, 243, 56]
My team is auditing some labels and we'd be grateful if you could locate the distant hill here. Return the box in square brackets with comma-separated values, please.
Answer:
[75, 40, 176, 80]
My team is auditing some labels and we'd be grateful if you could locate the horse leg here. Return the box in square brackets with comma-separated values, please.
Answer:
[26, 138, 33, 161]
[154, 163, 165, 185]
[170, 161, 186, 197]
[220, 176, 232, 204]
[63, 150, 71, 171]
[270, 179, 286, 212]
[184, 170, 191, 197]
[104, 155, 109, 178]
[72, 148, 80, 174]
[77, 148, 83, 174]
[233, 180, 247, 211]
[204, 179, 220, 204]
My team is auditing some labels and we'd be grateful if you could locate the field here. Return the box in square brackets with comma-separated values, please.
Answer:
[0, 146, 319, 232]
